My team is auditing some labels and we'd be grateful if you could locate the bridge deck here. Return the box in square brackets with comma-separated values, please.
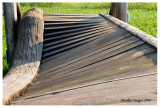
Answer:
[11, 14, 157, 105]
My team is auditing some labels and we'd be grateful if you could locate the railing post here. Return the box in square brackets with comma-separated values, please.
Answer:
[3, 3, 18, 67]
[109, 3, 128, 22]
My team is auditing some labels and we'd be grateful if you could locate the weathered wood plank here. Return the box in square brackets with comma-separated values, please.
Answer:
[44, 23, 116, 38]
[47, 52, 156, 87]
[10, 13, 157, 105]
[100, 13, 157, 48]
[14, 64, 156, 100]
[43, 27, 117, 53]
[3, 8, 44, 105]
[44, 22, 107, 36]
[42, 28, 128, 62]
[43, 25, 114, 44]
[43, 19, 116, 36]
[43, 28, 114, 51]
[11, 73, 157, 105]
[20, 47, 156, 97]
[44, 22, 113, 30]
[41, 30, 131, 65]
[40, 39, 147, 75]
[39, 39, 153, 78]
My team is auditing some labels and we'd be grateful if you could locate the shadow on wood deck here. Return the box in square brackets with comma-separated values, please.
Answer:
[3, 8, 157, 105]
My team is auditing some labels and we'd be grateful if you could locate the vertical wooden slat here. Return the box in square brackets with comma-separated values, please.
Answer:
[3, 3, 18, 67]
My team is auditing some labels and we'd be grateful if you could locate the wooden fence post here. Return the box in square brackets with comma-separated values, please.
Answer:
[3, 3, 18, 67]
[109, 3, 127, 22]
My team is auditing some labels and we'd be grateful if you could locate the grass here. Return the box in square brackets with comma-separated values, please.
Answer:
[20, 3, 111, 14]
[128, 3, 157, 37]
[19, 2, 157, 37]
[3, 17, 9, 77]
[3, 3, 157, 76]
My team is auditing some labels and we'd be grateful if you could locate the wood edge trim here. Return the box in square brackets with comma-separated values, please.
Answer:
[100, 13, 157, 48]
[3, 8, 44, 105]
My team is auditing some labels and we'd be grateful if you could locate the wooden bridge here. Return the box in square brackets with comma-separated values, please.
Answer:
[3, 8, 157, 105]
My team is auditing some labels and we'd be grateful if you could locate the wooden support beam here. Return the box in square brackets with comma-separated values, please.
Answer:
[3, 3, 18, 67]
[109, 3, 127, 22]
[3, 8, 44, 105]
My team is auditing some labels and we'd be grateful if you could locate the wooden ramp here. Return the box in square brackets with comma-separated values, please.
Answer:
[4, 9, 156, 105]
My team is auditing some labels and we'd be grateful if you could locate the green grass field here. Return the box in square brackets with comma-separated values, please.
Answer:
[3, 3, 157, 76]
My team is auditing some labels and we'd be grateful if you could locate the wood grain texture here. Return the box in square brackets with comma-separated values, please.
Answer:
[11, 14, 157, 105]
[11, 73, 157, 105]
[109, 3, 127, 22]
[3, 3, 18, 66]
[16, 49, 156, 98]
[3, 8, 44, 105]
[100, 13, 157, 48]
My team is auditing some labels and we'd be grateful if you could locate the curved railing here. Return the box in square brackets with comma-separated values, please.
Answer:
[3, 8, 44, 105]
